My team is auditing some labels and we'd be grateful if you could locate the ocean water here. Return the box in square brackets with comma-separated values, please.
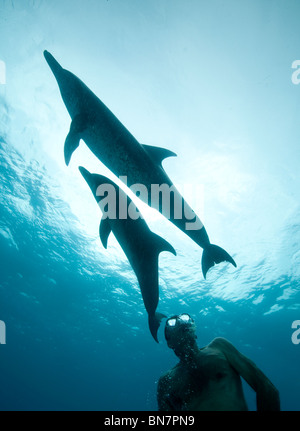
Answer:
[0, 0, 300, 411]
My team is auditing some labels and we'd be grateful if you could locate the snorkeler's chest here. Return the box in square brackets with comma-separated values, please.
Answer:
[174, 352, 230, 389]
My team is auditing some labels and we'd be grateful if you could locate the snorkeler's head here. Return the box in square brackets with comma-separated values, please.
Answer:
[164, 313, 197, 351]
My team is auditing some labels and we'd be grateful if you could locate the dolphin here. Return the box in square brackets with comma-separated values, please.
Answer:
[78, 166, 176, 343]
[44, 50, 236, 278]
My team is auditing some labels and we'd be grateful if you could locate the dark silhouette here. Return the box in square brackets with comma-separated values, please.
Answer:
[157, 314, 280, 411]
[44, 50, 236, 279]
[79, 167, 175, 342]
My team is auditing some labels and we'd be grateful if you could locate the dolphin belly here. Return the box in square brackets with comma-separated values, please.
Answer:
[84, 126, 205, 233]
[82, 128, 234, 279]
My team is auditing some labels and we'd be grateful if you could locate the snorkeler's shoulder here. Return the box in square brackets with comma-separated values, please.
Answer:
[207, 337, 243, 361]
[208, 337, 231, 349]
[158, 363, 180, 385]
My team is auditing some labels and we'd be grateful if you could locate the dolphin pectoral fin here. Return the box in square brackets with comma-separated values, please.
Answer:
[142, 144, 177, 167]
[148, 312, 167, 343]
[151, 232, 177, 257]
[201, 244, 237, 279]
[64, 114, 88, 165]
[64, 130, 80, 165]
[99, 217, 112, 249]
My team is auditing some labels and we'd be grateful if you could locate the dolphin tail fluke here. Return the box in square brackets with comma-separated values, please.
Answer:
[201, 244, 236, 279]
[149, 312, 166, 343]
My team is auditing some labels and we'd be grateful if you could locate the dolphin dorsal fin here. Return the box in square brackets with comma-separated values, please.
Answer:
[99, 216, 112, 249]
[142, 144, 177, 167]
[151, 232, 177, 257]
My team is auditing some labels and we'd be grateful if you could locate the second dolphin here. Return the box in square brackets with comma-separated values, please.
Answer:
[79, 166, 176, 343]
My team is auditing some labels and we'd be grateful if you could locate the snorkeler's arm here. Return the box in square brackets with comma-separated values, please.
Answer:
[157, 374, 174, 411]
[211, 337, 280, 411]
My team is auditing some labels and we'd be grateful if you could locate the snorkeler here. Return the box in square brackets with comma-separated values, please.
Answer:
[157, 314, 280, 411]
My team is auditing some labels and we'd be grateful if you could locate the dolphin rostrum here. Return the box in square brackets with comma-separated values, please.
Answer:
[79, 166, 176, 342]
[44, 50, 236, 278]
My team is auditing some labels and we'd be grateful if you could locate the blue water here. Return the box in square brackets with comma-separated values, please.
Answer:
[0, 0, 300, 411]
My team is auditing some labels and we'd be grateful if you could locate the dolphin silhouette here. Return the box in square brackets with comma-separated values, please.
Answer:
[44, 50, 236, 278]
[79, 166, 176, 342]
